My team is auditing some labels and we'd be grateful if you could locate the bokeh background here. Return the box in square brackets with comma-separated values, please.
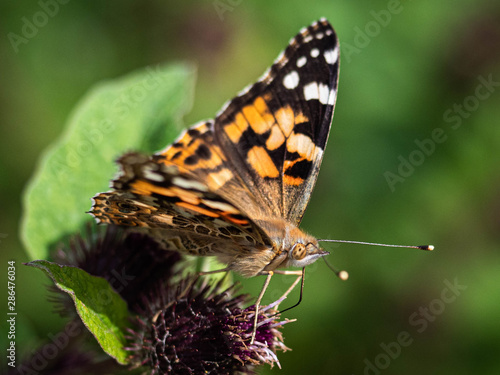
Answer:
[1, 1, 500, 374]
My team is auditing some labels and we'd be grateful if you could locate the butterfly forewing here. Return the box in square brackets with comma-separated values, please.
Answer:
[91, 152, 273, 251]
[155, 120, 268, 218]
[214, 19, 339, 225]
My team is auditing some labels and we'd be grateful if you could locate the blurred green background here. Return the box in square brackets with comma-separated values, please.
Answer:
[1, 0, 500, 374]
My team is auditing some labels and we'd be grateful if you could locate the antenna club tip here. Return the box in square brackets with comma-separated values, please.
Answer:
[421, 245, 434, 251]
[338, 270, 349, 281]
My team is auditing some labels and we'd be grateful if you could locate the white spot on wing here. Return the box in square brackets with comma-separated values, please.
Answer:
[172, 177, 208, 192]
[201, 199, 240, 214]
[316, 32, 324, 39]
[318, 83, 330, 105]
[303, 35, 313, 43]
[328, 88, 337, 105]
[283, 70, 299, 89]
[303, 82, 331, 105]
[324, 47, 339, 65]
[316, 148, 324, 159]
[297, 56, 307, 67]
[303, 82, 319, 101]
[310, 48, 320, 58]
[143, 166, 165, 182]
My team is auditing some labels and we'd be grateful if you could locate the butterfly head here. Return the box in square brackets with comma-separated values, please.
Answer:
[287, 241, 329, 268]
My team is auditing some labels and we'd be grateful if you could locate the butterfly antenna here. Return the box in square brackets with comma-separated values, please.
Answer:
[319, 240, 432, 279]
[318, 239, 434, 251]
[322, 257, 349, 280]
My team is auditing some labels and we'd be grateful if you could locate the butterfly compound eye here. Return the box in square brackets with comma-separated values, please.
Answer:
[291, 243, 307, 260]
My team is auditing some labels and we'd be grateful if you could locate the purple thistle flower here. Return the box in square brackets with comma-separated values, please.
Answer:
[128, 278, 295, 374]
[51, 223, 181, 314]
[45, 223, 297, 374]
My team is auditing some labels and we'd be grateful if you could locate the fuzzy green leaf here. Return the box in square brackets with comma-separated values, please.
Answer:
[26, 260, 131, 364]
[21, 63, 196, 259]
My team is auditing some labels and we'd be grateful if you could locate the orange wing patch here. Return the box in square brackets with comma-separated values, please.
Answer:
[175, 201, 220, 217]
[282, 132, 321, 187]
[158, 122, 237, 192]
[274, 105, 296, 137]
[224, 121, 245, 143]
[247, 146, 279, 178]
[224, 94, 310, 147]
[131, 181, 204, 205]
[224, 113, 249, 143]
[245, 97, 275, 134]
[160, 123, 222, 167]
[283, 174, 304, 186]
[266, 125, 286, 151]
[222, 94, 313, 186]
[206, 168, 234, 191]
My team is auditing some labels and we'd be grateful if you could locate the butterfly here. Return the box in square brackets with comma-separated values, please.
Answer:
[90, 18, 340, 331]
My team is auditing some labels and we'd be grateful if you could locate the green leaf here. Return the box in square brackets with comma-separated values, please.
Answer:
[26, 260, 131, 364]
[21, 63, 196, 260]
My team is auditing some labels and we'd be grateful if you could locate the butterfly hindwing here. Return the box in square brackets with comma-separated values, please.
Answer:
[90, 152, 273, 252]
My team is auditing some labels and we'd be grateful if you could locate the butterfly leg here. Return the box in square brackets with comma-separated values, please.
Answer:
[273, 267, 305, 315]
[250, 268, 305, 343]
[250, 271, 274, 345]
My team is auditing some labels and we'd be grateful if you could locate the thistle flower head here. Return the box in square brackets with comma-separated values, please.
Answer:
[51, 224, 181, 313]
[49, 224, 296, 374]
[128, 278, 294, 374]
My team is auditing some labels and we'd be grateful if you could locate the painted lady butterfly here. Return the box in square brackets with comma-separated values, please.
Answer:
[90, 19, 339, 315]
